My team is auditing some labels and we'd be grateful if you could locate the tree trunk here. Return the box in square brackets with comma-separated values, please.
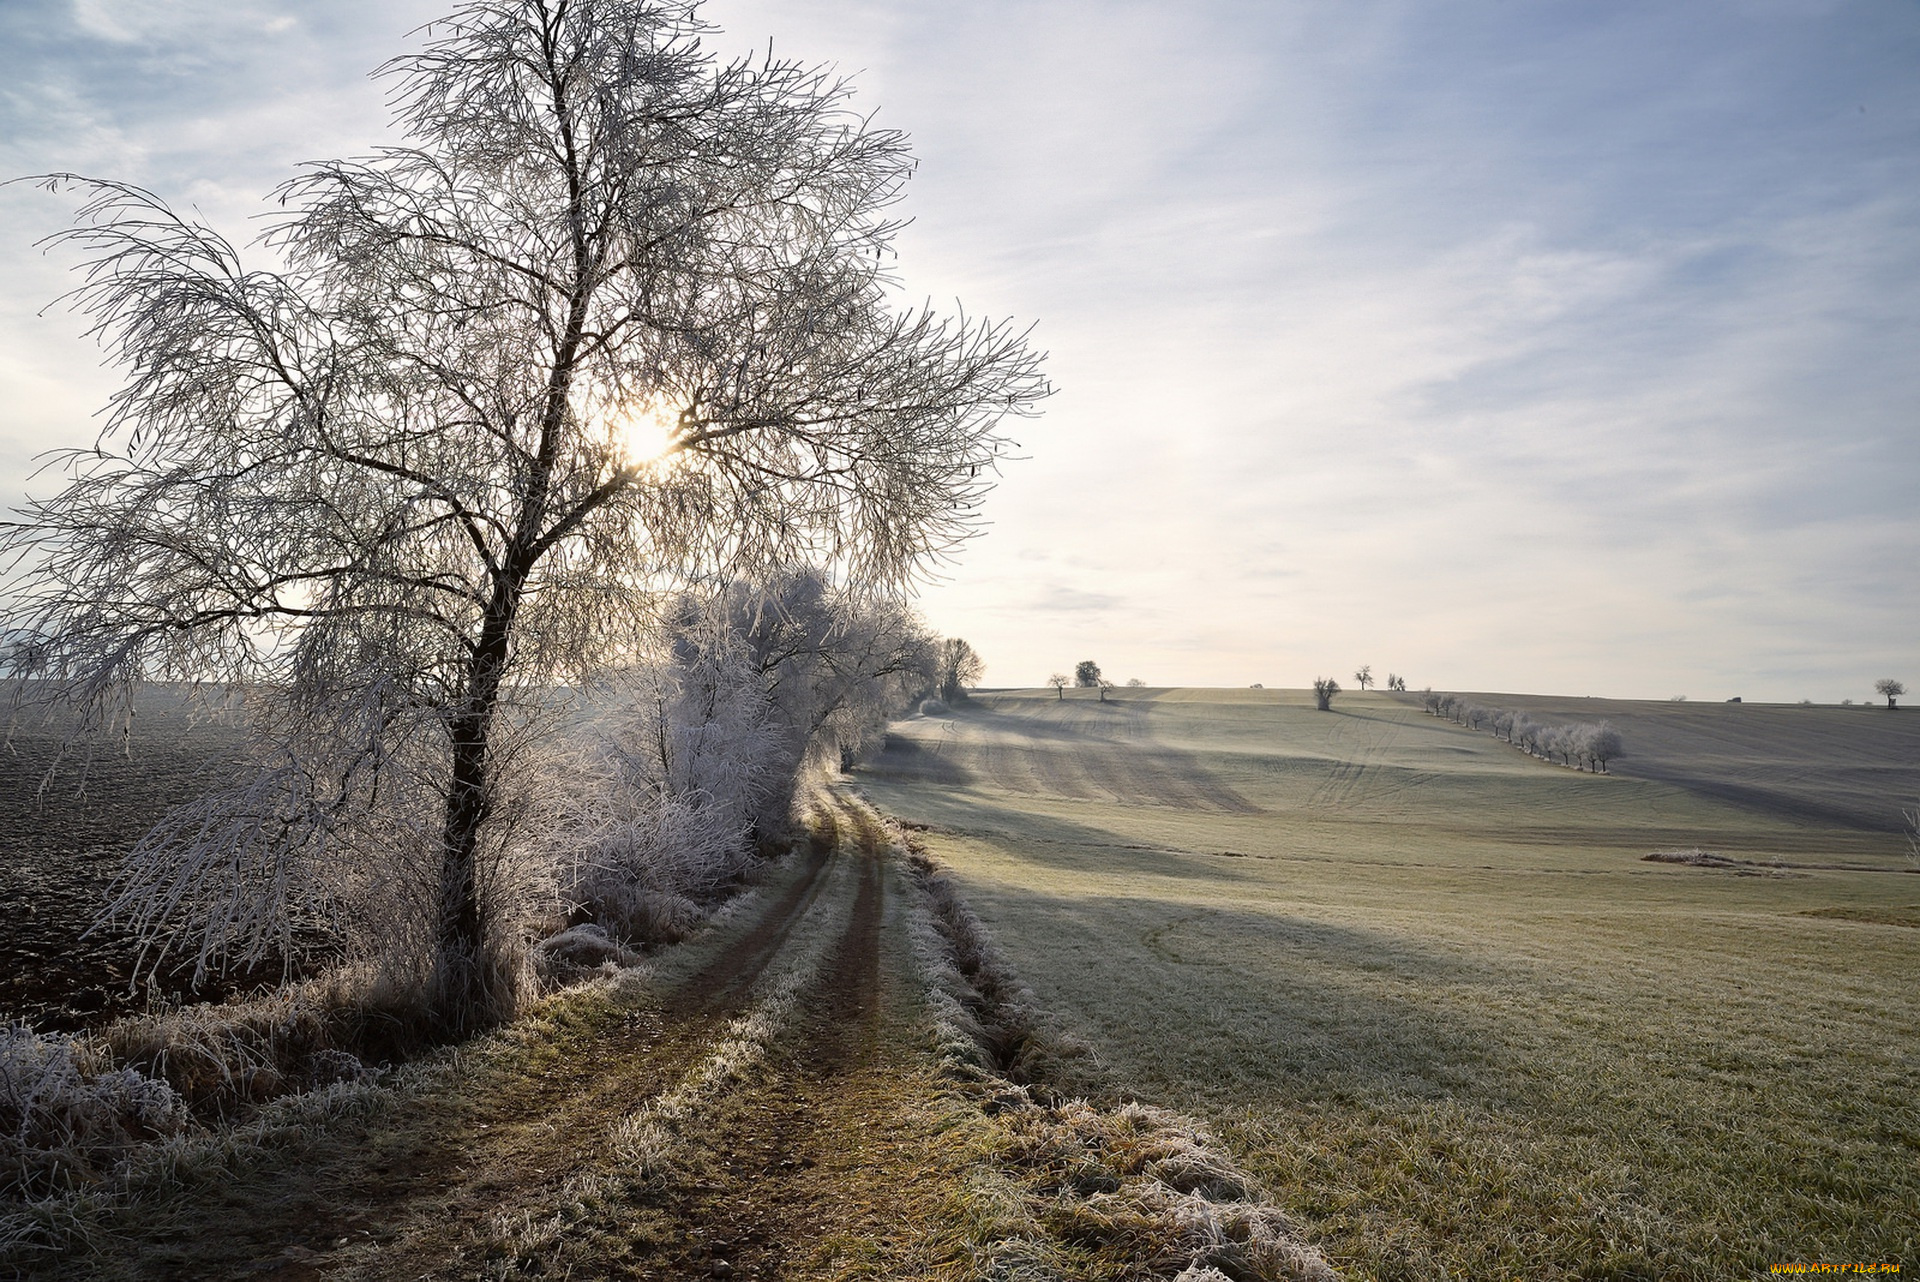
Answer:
[432, 598, 518, 1035]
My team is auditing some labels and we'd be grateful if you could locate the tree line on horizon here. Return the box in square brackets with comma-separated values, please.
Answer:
[1420, 691, 1624, 773]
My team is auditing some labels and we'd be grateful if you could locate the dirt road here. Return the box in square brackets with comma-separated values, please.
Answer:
[28, 783, 1335, 1282]
[40, 792, 955, 1281]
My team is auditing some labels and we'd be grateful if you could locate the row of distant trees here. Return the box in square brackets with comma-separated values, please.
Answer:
[1310, 666, 1410, 710]
[1421, 691, 1624, 773]
[1348, 665, 1408, 693]
[1041, 661, 1144, 701]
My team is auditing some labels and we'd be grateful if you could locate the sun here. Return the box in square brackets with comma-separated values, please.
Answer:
[610, 399, 682, 467]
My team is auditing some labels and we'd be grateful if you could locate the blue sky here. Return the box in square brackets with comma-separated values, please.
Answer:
[2, 0, 1914, 700]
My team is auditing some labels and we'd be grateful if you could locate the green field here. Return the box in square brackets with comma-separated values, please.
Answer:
[855, 688, 1920, 1281]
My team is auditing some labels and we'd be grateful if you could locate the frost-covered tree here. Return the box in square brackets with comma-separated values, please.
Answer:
[667, 569, 935, 841]
[1584, 722, 1624, 773]
[1074, 660, 1103, 688]
[936, 637, 985, 705]
[1312, 677, 1340, 711]
[1512, 713, 1539, 753]
[2, 0, 1046, 1033]
[553, 568, 931, 942]
[1353, 665, 1373, 691]
[1875, 678, 1905, 709]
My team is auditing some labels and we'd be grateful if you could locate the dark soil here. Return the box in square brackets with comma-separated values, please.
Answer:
[1, 690, 255, 1031]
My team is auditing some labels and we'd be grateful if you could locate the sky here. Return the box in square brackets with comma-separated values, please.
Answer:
[1, 0, 1914, 702]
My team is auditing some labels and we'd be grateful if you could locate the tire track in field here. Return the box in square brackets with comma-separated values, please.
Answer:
[666, 806, 839, 1016]
[1305, 711, 1406, 810]
[135, 825, 856, 1282]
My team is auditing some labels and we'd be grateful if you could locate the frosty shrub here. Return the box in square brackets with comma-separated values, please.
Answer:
[663, 570, 938, 845]
[0, 1025, 188, 1198]
[529, 924, 644, 985]
[545, 651, 777, 947]
[548, 572, 935, 941]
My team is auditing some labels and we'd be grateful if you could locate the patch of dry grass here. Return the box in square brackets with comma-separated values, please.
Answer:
[901, 830, 1336, 1281]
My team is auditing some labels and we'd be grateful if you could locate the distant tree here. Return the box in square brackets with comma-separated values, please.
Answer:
[1875, 678, 1905, 709]
[1074, 660, 1103, 688]
[1420, 688, 1441, 715]
[1353, 664, 1374, 691]
[936, 637, 985, 704]
[1097, 677, 1114, 703]
[1512, 713, 1539, 753]
[1386, 674, 1407, 692]
[1125, 677, 1146, 688]
[1585, 723, 1624, 773]
[1047, 673, 1069, 700]
[1312, 676, 1340, 712]
[1249, 683, 1264, 689]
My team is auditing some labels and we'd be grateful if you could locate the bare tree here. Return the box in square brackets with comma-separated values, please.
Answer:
[1875, 678, 1905, 709]
[2, 0, 1047, 1034]
[1074, 660, 1102, 688]
[1312, 677, 1340, 711]
[1125, 677, 1145, 688]
[1097, 677, 1114, 703]
[936, 637, 985, 705]
[1046, 673, 1069, 700]
[1386, 673, 1406, 692]
[1353, 664, 1373, 691]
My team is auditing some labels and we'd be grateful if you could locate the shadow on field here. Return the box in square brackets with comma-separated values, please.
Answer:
[958, 883, 1521, 1101]
[873, 702, 1262, 815]
[850, 788, 1267, 889]
[864, 731, 974, 788]
[1622, 764, 1908, 833]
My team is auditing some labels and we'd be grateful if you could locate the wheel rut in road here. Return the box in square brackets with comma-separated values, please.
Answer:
[629, 792, 899, 1280]
[39, 791, 932, 1282]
